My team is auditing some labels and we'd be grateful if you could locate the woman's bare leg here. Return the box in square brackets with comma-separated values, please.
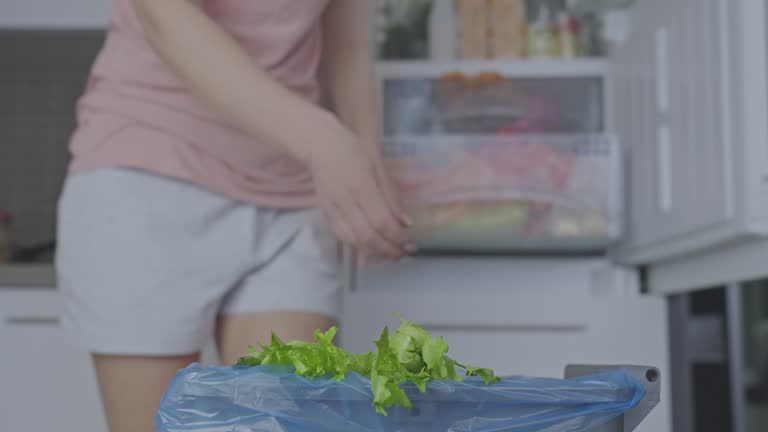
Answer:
[92, 354, 198, 432]
[91, 313, 334, 431]
[216, 311, 337, 364]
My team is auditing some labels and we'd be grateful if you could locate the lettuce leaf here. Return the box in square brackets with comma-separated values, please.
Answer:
[235, 317, 499, 415]
[371, 327, 413, 414]
[234, 327, 350, 380]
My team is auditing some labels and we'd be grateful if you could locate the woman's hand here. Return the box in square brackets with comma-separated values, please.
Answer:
[307, 127, 410, 260]
[371, 157, 410, 234]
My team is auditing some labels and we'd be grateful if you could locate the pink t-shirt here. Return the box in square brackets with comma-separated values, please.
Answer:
[69, 0, 330, 207]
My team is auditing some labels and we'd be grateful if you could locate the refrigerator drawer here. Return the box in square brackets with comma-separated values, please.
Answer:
[385, 133, 623, 252]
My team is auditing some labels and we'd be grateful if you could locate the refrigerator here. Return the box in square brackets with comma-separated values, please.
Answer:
[342, 1, 768, 432]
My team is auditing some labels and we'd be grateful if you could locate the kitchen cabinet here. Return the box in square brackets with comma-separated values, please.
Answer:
[0, 0, 110, 28]
[0, 289, 107, 432]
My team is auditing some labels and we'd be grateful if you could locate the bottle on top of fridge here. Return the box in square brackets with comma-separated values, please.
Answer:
[429, 0, 458, 60]
[579, 12, 605, 56]
[526, 2, 558, 58]
[489, 0, 527, 59]
[558, 2, 582, 57]
[456, 0, 489, 59]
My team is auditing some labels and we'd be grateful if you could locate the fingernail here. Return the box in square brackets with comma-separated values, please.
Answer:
[404, 243, 418, 253]
[401, 214, 413, 227]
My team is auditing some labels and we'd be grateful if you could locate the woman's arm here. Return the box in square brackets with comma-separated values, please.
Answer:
[134, 0, 338, 161]
[320, 0, 409, 236]
[321, 0, 381, 156]
[134, 0, 408, 258]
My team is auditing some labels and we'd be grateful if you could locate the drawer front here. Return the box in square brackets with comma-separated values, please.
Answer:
[0, 290, 107, 432]
[382, 75, 603, 136]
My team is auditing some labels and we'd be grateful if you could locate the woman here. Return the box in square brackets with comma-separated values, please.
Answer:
[56, 1, 410, 431]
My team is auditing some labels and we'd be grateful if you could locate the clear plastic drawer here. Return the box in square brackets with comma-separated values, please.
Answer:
[385, 133, 623, 252]
[382, 73, 603, 136]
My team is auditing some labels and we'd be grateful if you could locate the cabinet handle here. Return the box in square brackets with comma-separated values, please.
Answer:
[655, 27, 669, 113]
[423, 323, 587, 334]
[340, 245, 358, 292]
[658, 126, 672, 212]
[6, 316, 61, 326]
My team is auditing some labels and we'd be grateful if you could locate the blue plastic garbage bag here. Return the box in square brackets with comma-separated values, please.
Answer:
[156, 364, 645, 432]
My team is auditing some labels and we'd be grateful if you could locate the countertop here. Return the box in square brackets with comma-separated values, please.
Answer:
[0, 264, 56, 287]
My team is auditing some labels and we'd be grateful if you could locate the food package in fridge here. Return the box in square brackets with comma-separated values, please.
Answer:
[432, 72, 569, 134]
[456, 0, 489, 58]
[386, 133, 622, 252]
[489, 0, 527, 58]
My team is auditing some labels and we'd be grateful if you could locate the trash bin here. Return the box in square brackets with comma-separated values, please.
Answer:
[156, 364, 660, 432]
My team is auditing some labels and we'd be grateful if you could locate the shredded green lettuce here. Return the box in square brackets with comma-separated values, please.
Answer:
[235, 317, 500, 415]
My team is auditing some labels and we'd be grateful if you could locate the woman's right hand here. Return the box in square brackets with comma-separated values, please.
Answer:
[307, 126, 410, 260]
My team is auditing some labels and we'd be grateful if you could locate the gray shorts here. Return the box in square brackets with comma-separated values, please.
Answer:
[56, 169, 340, 355]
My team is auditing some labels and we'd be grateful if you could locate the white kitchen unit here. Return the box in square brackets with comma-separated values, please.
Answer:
[0, 288, 107, 432]
[0, 0, 110, 28]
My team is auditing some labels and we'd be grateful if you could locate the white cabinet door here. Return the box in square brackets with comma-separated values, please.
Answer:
[0, 289, 107, 432]
[614, 0, 768, 266]
[340, 257, 671, 432]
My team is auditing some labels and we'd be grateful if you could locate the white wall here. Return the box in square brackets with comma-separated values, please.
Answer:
[0, 0, 110, 28]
